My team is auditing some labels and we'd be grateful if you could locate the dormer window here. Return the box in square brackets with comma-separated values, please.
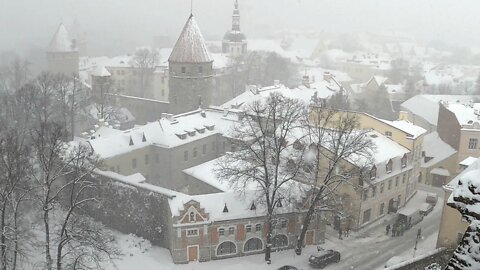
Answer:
[386, 159, 393, 174]
[186, 130, 196, 137]
[195, 127, 206, 134]
[205, 124, 215, 131]
[370, 165, 377, 179]
[175, 132, 187, 140]
[401, 154, 407, 168]
[189, 211, 195, 222]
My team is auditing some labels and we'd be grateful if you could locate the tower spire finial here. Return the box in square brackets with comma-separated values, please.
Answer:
[190, 0, 193, 15]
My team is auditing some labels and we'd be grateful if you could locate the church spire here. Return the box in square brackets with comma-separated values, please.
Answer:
[232, 0, 240, 32]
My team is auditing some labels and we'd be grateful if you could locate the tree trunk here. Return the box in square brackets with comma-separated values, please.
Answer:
[44, 210, 53, 270]
[296, 204, 316, 255]
[1, 201, 7, 270]
[264, 217, 272, 263]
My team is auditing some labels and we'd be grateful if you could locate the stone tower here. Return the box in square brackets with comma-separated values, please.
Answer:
[222, 0, 247, 57]
[46, 23, 79, 76]
[70, 19, 88, 56]
[168, 14, 214, 114]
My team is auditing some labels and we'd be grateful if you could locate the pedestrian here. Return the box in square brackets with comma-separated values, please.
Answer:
[391, 226, 396, 237]
[386, 224, 391, 235]
[400, 224, 405, 236]
[346, 223, 350, 237]
[417, 228, 422, 240]
[339, 228, 343, 240]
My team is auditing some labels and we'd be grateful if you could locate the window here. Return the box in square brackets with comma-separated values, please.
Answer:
[402, 174, 406, 184]
[385, 131, 392, 138]
[386, 159, 393, 173]
[246, 225, 252, 233]
[398, 195, 402, 205]
[193, 147, 197, 158]
[370, 166, 377, 179]
[272, 235, 288, 248]
[181, 67, 186, 74]
[388, 179, 392, 190]
[132, 158, 137, 169]
[217, 241, 236, 256]
[212, 141, 215, 151]
[380, 203, 385, 215]
[380, 183, 385, 194]
[469, 138, 478, 149]
[189, 211, 195, 222]
[203, 144, 207, 155]
[198, 66, 203, 73]
[372, 186, 377, 198]
[145, 154, 149, 165]
[395, 177, 399, 187]
[187, 229, 198, 236]
[363, 189, 368, 201]
[228, 227, 235, 235]
[363, 209, 372, 224]
[218, 228, 225, 236]
[401, 154, 407, 168]
[244, 238, 263, 252]
[255, 224, 262, 232]
[184, 150, 188, 162]
[281, 219, 287, 229]
[155, 153, 160, 163]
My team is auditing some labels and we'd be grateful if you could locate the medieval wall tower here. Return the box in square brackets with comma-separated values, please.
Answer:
[46, 24, 79, 76]
[168, 14, 214, 114]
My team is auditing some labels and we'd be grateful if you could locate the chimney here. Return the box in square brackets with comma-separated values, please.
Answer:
[323, 71, 332, 82]
[246, 85, 258, 94]
[200, 110, 206, 118]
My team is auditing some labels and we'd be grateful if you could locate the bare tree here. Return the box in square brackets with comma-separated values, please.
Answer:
[215, 93, 306, 263]
[294, 107, 373, 255]
[130, 47, 159, 97]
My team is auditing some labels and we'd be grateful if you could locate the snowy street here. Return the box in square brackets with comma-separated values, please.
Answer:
[106, 188, 443, 270]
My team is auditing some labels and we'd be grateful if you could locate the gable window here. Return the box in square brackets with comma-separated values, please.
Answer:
[386, 159, 393, 174]
[218, 228, 225, 236]
[187, 229, 199, 236]
[401, 154, 407, 168]
[255, 224, 262, 232]
[246, 225, 252, 233]
[189, 211, 195, 222]
[370, 166, 377, 179]
[469, 138, 478, 149]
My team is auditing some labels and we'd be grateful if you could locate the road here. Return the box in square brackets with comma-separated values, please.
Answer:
[323, 187, 444, 270]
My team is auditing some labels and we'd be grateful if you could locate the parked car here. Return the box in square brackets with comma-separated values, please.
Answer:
[419, 202, 434, 216]
[426, 193, 438, 206]
[278, 266, 298, 270]
[309, 249, 341, 269]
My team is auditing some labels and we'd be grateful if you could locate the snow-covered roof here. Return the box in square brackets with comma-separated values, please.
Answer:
[446, 156, 480, 189]
[222, 81, 340, 110]
[183, 159, 230, 192]
[401, 95, 478, 126]
[421, 132, 457, 168]
[444, 102, 480, 126]
[430, 167, 450, 177]
[367, 130, 410, 165]
[377, 119, 427, 139]
[91, 65, 111, 77]
[169, 14, 212, 63]
[85, 109, 239, 159]
[385, 84, 404, 95]
[47, 24, 77, 53]
[460, 157, 478, 167]
[371, 75, 388, 86]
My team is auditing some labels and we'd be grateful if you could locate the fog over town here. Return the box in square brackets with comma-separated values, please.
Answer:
[1, 1, 480, 269]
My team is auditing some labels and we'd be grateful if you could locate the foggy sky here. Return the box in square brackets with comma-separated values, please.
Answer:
[1, 0, 480, 56]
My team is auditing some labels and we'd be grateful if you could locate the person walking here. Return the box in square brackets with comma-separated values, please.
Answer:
[391, 226, 396, 237]
[338, 227, 343, 240]
[386, 224, 391, 235]
[417, 228, 422, 240]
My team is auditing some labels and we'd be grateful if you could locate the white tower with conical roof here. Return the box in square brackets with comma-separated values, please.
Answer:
[46, 23, 79, 76]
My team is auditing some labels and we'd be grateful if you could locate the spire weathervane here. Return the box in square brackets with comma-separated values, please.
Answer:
[190, 0, 193, 15]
